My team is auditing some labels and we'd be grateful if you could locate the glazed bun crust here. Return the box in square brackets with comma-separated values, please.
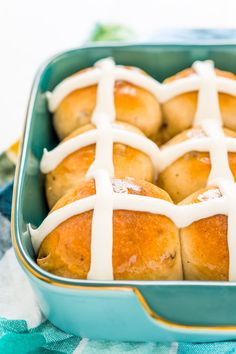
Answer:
[53, 67, 162, 140]
[160, 68, 236, 143]
[157, 127, 236, 203]
[38, 178, 183, 280]
[179, 187, 229, 280]
[46, 121, 154, 209]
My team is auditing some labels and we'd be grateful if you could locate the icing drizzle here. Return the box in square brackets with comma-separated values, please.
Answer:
[87, 170, 114, 280]
[30, 58, 236, 281]
[40, 128, 161, 176]
[47, 59, 236, 111]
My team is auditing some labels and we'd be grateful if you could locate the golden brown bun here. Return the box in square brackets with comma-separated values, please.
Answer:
[53, 66, 162, 140]
[179, 187, 228, 280]
[157, 127, 236, 203]
[160, 68, 236, 143]
[46, 121, 155, 209]
[38, 178, 183, 280]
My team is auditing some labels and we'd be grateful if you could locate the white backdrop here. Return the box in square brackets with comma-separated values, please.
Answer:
[1, 0, 236, 151]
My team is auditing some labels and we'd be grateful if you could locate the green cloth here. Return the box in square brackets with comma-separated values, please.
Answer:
[0, 319, 80, 354]
[89, 23, 135, 42]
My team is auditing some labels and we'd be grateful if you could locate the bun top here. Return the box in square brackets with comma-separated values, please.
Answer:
[37, 177, 183, 280]
[164, 67, 236, 83]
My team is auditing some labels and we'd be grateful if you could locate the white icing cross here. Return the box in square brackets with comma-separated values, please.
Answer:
[40, 127, 161, 177]
[30, 173, 236, 281]
[42, 60, 236, 178]
[29, 170, 228, 262]
[29, 58, 236, 281]
[41, 60, 236, 181]
[41, 128, 236, 176]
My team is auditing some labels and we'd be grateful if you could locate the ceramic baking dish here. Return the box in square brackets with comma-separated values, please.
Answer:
[12, 43, 236, 342]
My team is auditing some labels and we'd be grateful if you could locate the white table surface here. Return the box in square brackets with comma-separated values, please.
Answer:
[1, 0, 236, 152]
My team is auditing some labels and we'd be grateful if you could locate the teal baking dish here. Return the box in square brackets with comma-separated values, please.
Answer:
[12, 43, 236, 342]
